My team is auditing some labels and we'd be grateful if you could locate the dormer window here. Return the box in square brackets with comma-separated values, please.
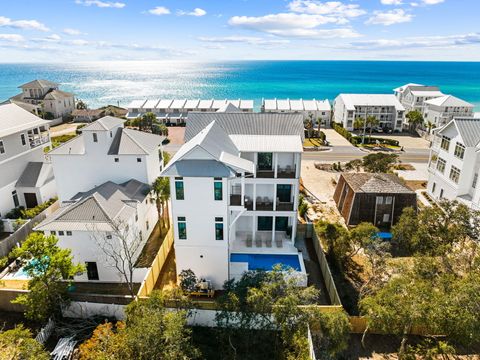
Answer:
[93, 133, 98, 143]
[0, 140, 4, 154]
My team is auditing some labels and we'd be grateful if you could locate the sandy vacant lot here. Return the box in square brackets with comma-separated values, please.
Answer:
[380, 134, 430, 149]
[167, 126, 185, 145]
[322, 128, 354, 147]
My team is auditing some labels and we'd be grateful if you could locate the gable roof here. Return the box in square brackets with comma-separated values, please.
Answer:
[424, 95, 474, 108]
[393, 83, 424, 92]
[16, 162, 55, 188]
[0, 103, 50, 137]
[108, 128, 165, 155]
[43, 89, 74, 100]
[81, 116, 125, 131]
[341, 173, 414, 194]
[185, 112, 305, 142]
[437, 117, 480, 147]
[336, 94, 405, 111]
[162, 121, 254, 177]
[19, 79, 58, 89]
[217, 103, 241, 113]
[35, 179, 149, 232]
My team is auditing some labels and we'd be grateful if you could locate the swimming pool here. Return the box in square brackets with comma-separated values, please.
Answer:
[230, 253, 302, 271]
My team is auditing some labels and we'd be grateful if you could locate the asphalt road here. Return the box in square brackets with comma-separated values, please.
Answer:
[302, 146, 430, 163]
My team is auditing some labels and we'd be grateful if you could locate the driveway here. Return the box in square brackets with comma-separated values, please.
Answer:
[322, 128, 355, 147]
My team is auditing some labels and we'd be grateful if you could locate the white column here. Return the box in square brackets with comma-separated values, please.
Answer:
[272, 215, 276, 242]
[273, 184, 277, 211]
[253, 183, 257, 211]
[291, 216, 297, 243]
[254, 153, 258, 178]
[241, 174, 245, 206]
[252, 215, 256, 242]
[274, 153, 278, 178]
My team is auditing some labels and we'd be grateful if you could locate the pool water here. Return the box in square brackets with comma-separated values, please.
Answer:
[377, 232, 393, 240]
[230, 253, 301, 271]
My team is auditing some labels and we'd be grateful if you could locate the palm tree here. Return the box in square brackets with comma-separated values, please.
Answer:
[304, 113, 314, 139]
[406, 110, 424, 133]
[354, 117, 365, 131]
[425, 121, 434, 135]
[366, 116, 380, 140]
[152, 177, 170, 231]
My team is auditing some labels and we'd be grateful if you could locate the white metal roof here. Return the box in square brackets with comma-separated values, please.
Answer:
[240, 100, 254, 109]
[290, 100, 304, 111]
[230, 135, 303, 153]
[198, 99, 213, 109]
[337, 94, 405, 111]
[142, 99, 159, 109]
[424, 95, 474, 108]
[212, 99, 227, 109]
[126, 99, 146, 109]
[277, 99, 290, 111]
[264, 99, 277, 110]
[184, 99, 200, 108]
[316, 99, 331, 111]
[157, 99, 173, 109]
[0, 103, 51, 137]
[227, 99, 241, 108]
[393, 83, 424, 93]
[410, 90, 444, 97]
[170, 99, 187, 109]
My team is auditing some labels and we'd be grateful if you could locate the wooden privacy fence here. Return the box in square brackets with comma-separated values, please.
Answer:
[0, 201, 59, 257]
[137, 227, 174, 297]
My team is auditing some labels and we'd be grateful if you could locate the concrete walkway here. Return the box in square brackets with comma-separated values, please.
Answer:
[322, 128, 354, 147]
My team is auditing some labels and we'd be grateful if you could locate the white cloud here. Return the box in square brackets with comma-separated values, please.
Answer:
[63, 28, 84, 36]
[36, 34, 62, 42]
[366, 9, 413, 25]
[381, 0, 403, 4]
[148, 6, 171, 16]
[410, 0, 444, 6]
[198, 36, 289, 46]
[229, 13, 361, 38]
[0, 34, 25, 42]
[68, 39, 90, 46]
[177, 8, 207, 17]
[348, 32, 480, 50]
[288, 0, 366, 18]
[75, 0, 125, 9]
[0, 16, 49, 32]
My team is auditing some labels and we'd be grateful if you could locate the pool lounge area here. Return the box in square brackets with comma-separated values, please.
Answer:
[229, 252, 308, 286]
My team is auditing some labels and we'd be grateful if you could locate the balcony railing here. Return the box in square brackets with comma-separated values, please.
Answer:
[29, 135, 50, 148]
[255, 197, 273, 211]
[234, 230, 289, 248]
[256, 169, 274, 178]
[276, 202, 294, 211]
[277, 166, 295, 179]
[230, 195, 253, 210]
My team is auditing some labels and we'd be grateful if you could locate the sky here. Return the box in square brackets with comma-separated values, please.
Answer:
[0, 0, 479, 62]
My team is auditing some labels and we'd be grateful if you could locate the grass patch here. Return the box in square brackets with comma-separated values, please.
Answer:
[303, 138, 324, 147]
[44, 134, 77, 152]
[359, 144, 401, 151]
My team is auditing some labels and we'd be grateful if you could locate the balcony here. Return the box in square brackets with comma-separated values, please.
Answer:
[233, 230, 292, 250]
[29, 135, 50, 149]
[276, 201, 294, 211]
[255, 197, 273, 211]
[277, 165, 295, 179]
[230, 195, 254, 210]
[256, 169, 274, 178]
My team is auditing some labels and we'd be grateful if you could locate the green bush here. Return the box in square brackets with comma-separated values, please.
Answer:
[5, 207, 24, 219]
[298, 195, 309, 218]
[20, 198, 57, 219]
[354, 136, 400, 146]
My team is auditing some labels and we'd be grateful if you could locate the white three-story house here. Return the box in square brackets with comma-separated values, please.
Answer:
[161, 112, 307, 289]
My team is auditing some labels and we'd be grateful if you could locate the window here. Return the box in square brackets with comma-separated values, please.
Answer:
[385, 196, 393, 205]
[473, 173, 478, 189]
[436, 158, 446, 173]
[175, 178, 184, 200]
[440, 135, 450, 151]
[92, 133, 98, 142]
[137, 158, 142, 162]
[376, 196, 383, 205]
[257, 216, 273, 231]
[66, 231, 72, 236]
[106, 234, 112, 239]
[146, 221, 149, 230]
[214, 178, 223, 201]
[0, 140, 5, 154]
[12, 191, 19, 207]
[135, 214, 138, 222]
[454, 142, 465, 159]
[114, 158, 119, 162]
[383, 214, 390, 222]
[20, 134, 26, 146]
[275, 217, 289, 231]
[110, 131, 113, 138]
[59, 231, 65, 236]
[449, 166, 461, 184]
[86, 262, 99, 280]
[51, 231, 56, 236]
[440, 189, 444, 199]
[432, 182, 436, 194]
[257, 153, 273, 170]
[178, 217, 187, 239]
[215, 217, 224, 240]
[277, 185, 292, 202]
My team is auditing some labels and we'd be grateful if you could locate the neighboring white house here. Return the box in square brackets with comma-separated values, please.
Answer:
[393, 83, 444, 115]
[48, 116, 165, 202]
[333, 94, 405, 131]
[0, 103, 56, 218]
[35, 179, 158, 282]
[35, 116, 165, 283]
[427, 117, 480, 210]
[161, 112, 307, 289]
[126, 98, 254, 124]
[261, 99, 332, 126]
[423, 95, 474, 127]
[10, 79, 75, 120]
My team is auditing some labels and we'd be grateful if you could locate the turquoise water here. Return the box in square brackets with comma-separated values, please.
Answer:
[230, 253, 301, 271]
[1, 61, 480, 110]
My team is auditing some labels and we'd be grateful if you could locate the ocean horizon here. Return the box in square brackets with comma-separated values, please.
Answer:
[1, 60, 480, 111]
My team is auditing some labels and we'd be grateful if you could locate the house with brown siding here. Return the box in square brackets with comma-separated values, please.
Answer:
[333, 173, 417, 228]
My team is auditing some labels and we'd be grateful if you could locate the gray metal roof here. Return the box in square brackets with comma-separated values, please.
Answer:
[447, 117, 480, 147]
[185, 112, 305, 142]
[81, 116, 125, 131]
[35, 179, 149, 231]
[43, 89, 74, 100]
[18, 79, 58, 89]
[342, 173, 414, 194]
[161, 159, 235, 177]
[108, 128, 165, 155]
[16, 162, 54, 188]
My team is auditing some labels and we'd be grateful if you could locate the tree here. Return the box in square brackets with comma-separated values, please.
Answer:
[406, 110, 424, 133]
[76, 99, 88, 110]
[10, 233, 84, 321]
[0, 325, 50, 360]
[366, 115, 380, 139]
[90, 219, 144, 298]
[391, 207, 418, 255]
[79, 290, 200, 360]
[152, 175, 171, 231]
[361, 153, 399, 173]
[425, 120, 435, 135]
[353, 117, 365, 131]
[304, 113, 314, 139]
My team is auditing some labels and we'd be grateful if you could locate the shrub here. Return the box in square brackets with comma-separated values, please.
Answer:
[298, 195, 309, 218]
[20, 198, 57, 219]
[5, 207, 24, 219]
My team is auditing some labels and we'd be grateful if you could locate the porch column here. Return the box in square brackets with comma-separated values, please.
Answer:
[274, 153, 278, 178]
[272, 215, 276, 242]
[252, 215, 256, 242]
[254, 153, 258, 178]
[253, 183, 257, 211]
[241, 174, 245, 206]
[291, 216, 297, 243]
[295, 153, 301, 178]
[273, 184, 277, 212]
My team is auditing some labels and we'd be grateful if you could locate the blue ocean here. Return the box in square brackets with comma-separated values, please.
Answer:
[1, 61, 480, 110]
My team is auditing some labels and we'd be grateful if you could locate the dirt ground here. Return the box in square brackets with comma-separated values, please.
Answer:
[167, 126, 185, 145]
[49, 122, 83, 137]
[323, 128, 355, 147]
